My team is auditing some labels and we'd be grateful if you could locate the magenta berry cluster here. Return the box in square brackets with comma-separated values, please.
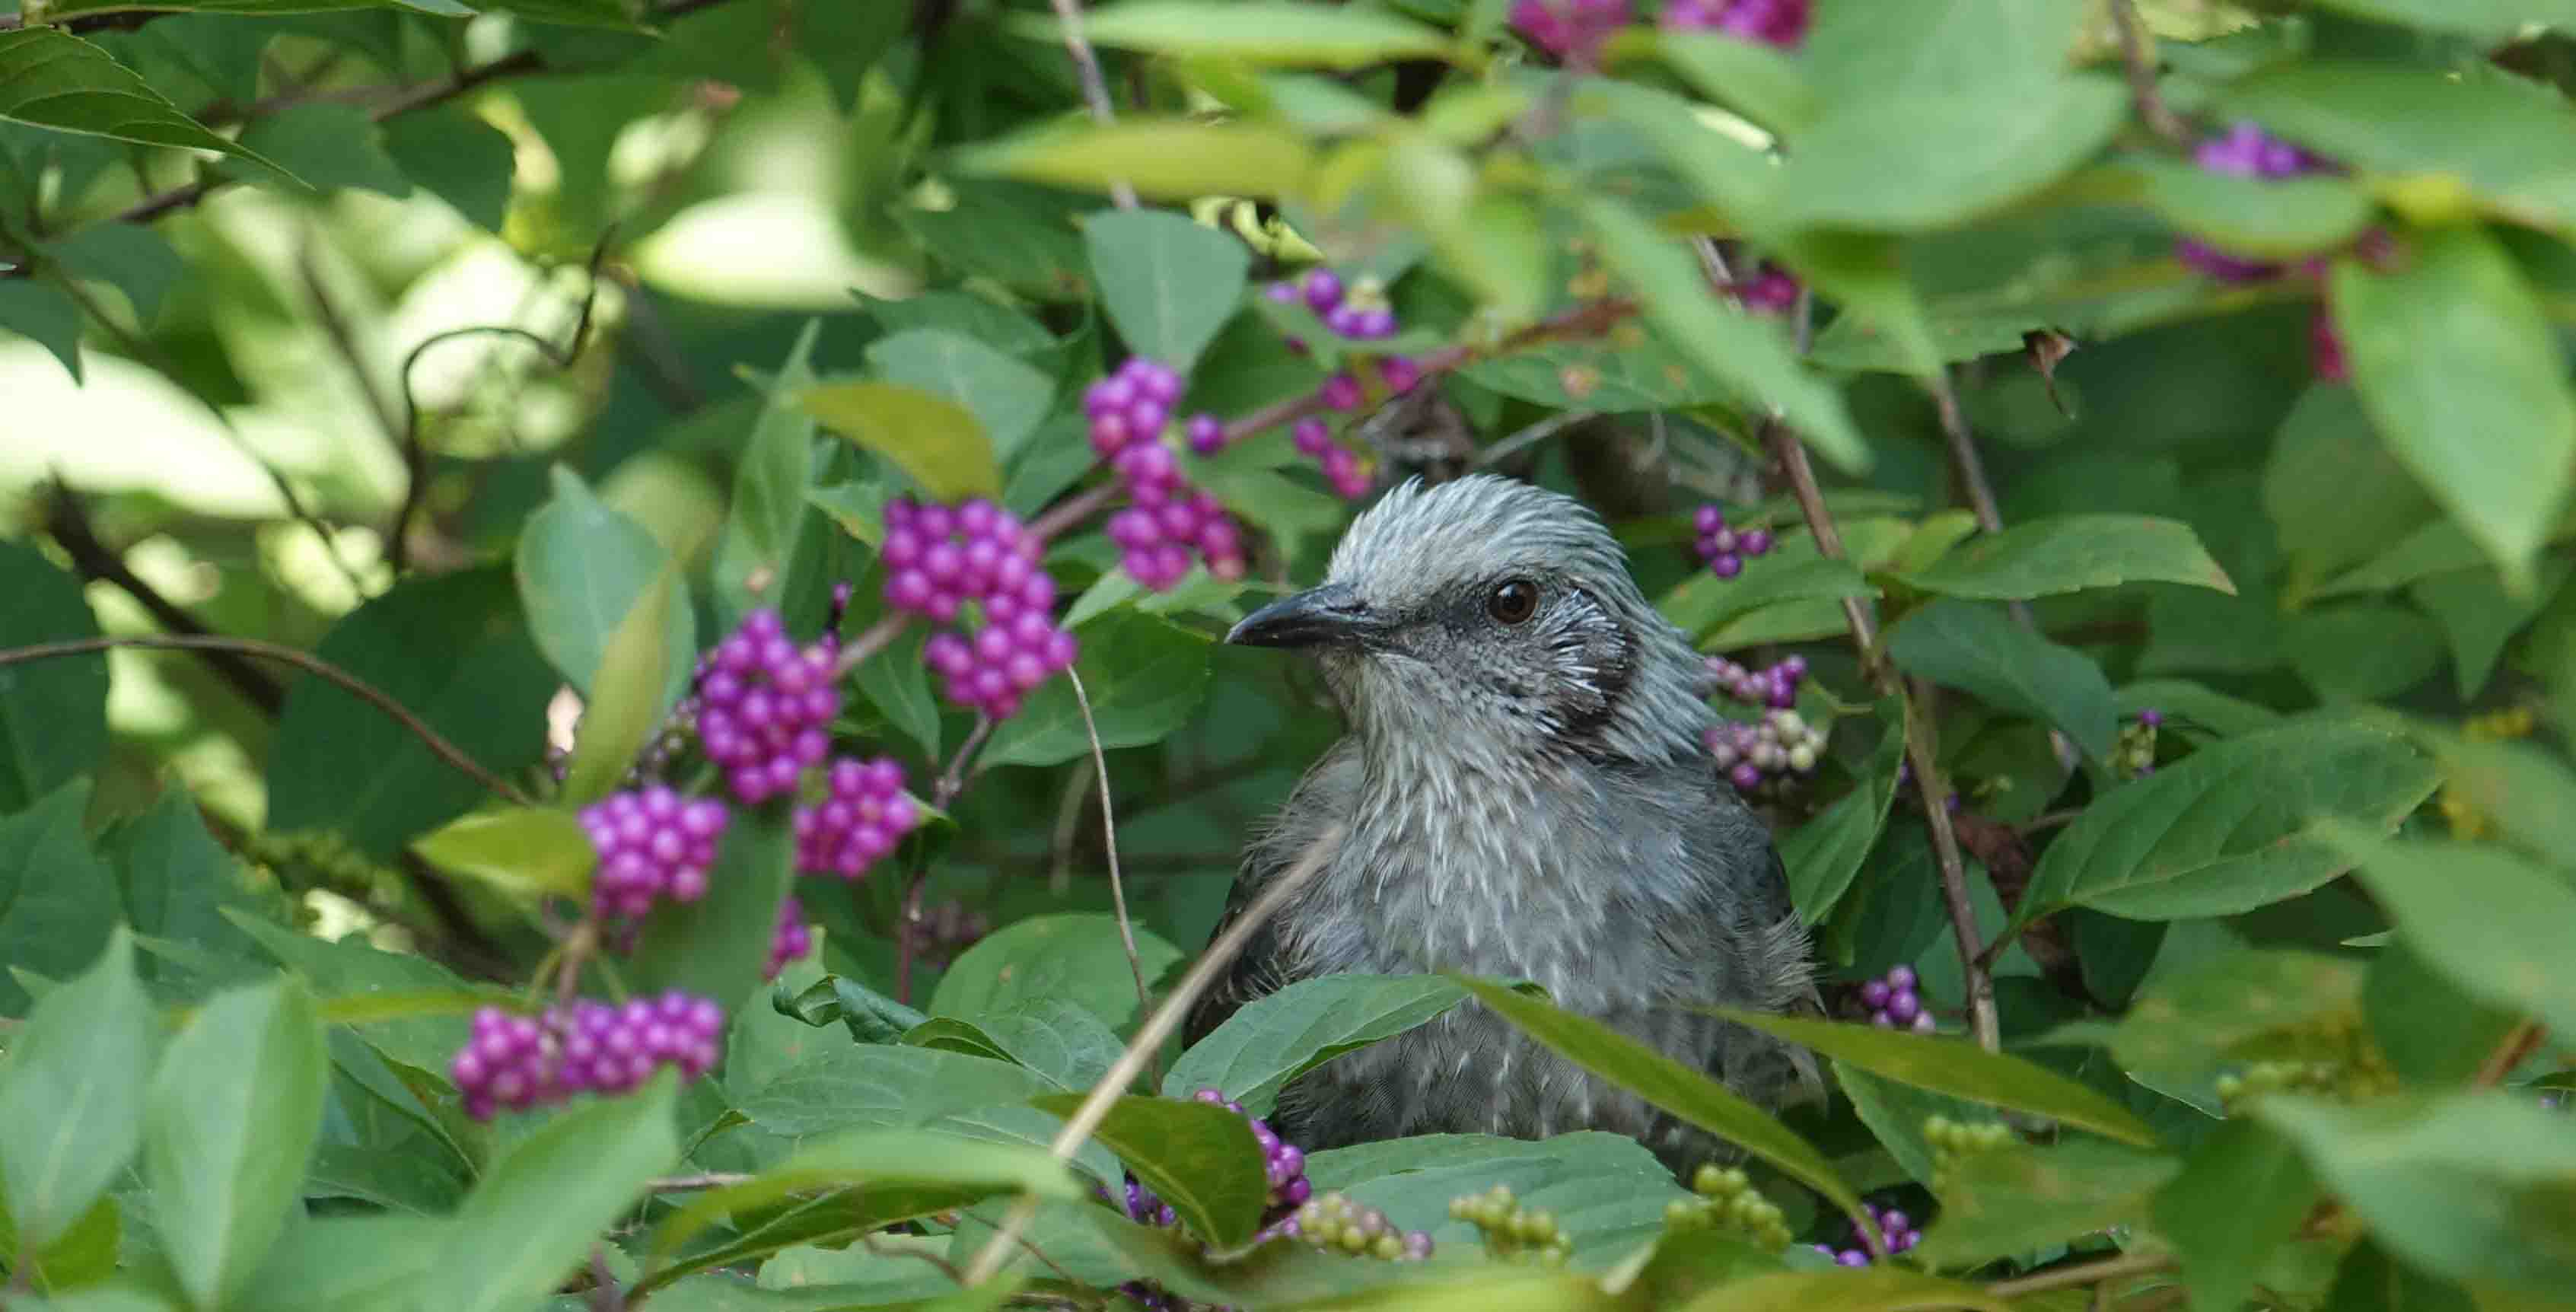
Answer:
[881, 495, 1077, 719]
[1084, 357, 1250, 591]
[1706, 707, 1826, 792]
[1855, 964, 1934, 1033]
[1268, 266, 1402, 342]
[1706, 652, 1807, 709]
[1692, 504, 1776, 578]
[696, 609, 839, 804]
[580, 785, 730, 920]
[793, 755, 919, 878]
[450, 993, 725, 1120]
[1189, 1088, 1314, 1222]
[1292, 417, 1374, 501]
[1815, 1199, 1922, 1265]
[1510, 0, 1631, 59]
[1108, 490, 1246, 590]
[1664, 0, 1809, 46]
[765, 896, 814, 982]
[1727, 263, 1802, 314]
[2175, 123, 2336, 284]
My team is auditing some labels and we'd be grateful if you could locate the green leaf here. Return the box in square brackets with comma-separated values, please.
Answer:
[2324, 1237, 2479, 1312]
[2414, 731, 2576, 875]
[1084, 209, 1251, 374]
[798, 381, 1001, 502]
[1659, 556, 1875, 646]
[852, 624, 941, 759]
[2013, 718, 2437, 927]
[2266, 384, 2441, 583]
[737, 1046, 1060, 1139]
[560, 566, 680, 805]
[1447, 975, 1861, 1220]
[231, 1214, 446, 1312]
[909, 998, 1126, 1092]
[1649, 29, 1817, 135]
[2254, 1092, 2576, 1295]
[979, 613, 1212, 771]
[1776, 700, 1903, 924]
[1896, 515, 2234, 600]
[1578, 195, 1867, 471]
[46, 225, 182, 326]
[961, 119, 1314, 204]
[2103, 949, 2365, 1081]
[712, 322, 823, 628]
[773, 973, 929, 1045]
[2285, 603, 2444, 703]
[865, 330, 1057, 461]
[0, 275, 84, 381]
[0, 30, 287, 177]
[1307, 1132, 1691, 1275]
[0, 782, 119, 1017]
[2151, 1118, 2322, 1312]
[423, 1073, 679, 1312]
[516, 466, 696, 709]
[649, 1128, 1081, 1267]
[2309, 0, 2576, 38]
[145, 977, 328, 1310]
[2111, 680, 2281, 739]
[1885, 600, 2116, 761]
[1832, 1062, 1990, 1189]
[381, 107, 514, 230]
[0, 1190, 122, 1294]
[231, 103, 409, 199]
[1030, 1094, 1268, 1249]
[266, 567, 556, 861]
[2128, 161, 2374, 260]
[2331, 228, 2576, 591]
[2321, 829, 2576, 1043]
[412, 806, 597, 901]
[624, 807, 794, 1021]
[2364, 942, 2520, 1090]
[0, 541, 107, 816]
[929, 913, 1183, 1034]
[221, 909, 476, 1079]
[1911, 1137, 2178, 1270]
[0, 929, 153, 1250]
[1164, 974, 1468, 1117]
[2412, 562, 2570, 699]
[1777, 77, 2129, 231]
[1671, 1266, 2008, 1312]
[1704, 1008, 2159, 1148]
[1044, 2, 1449, 67]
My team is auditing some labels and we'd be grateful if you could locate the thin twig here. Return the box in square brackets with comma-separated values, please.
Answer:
[1929, 368, 2070, 772]
[959, 827, 1345, 1285]
[41, 481, 286, 714]
[1988, 1249, 2177, 1298]
[859, 1233, 968, 1283]
[1046, 767, 1091, 896]
[2475, 1021, 2546, 1086]
[934, 715, 995, 810]
[0, 635, 532, 807]
[1047, 0, 1138, 212]
[585, 1246, 627, 1312]
[2106, 0, 2192, 145]
[1473, 409, 1599, 469]
[644, 1172, 754, 1193]
[1068, 668, 1151, 1022]
[831, 614, 909, 680]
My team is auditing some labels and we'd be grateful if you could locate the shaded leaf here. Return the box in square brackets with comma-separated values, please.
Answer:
[517, 466, 695, 709]
[1164, 974, 1468, 1117]
[908, 998, 1126, 1092]
[2321, 829, 2576, 1042]
[1031, 1093, 1268, 1248]
[0, 928, 154, 1250]
[1084, 208, 1251, 374]
[979, 613, 1212, 771]
[2151, 1118, 2321, 1312]
[624, 807, 794, 1021]
[1896, 515, 2234, 600]
[0, 538, 107, 816]
[145, 978, 329, 1310]
[1912, 1136, 2178, 1270]
[649, 1129, 1080, 1267]
[1777, 699, 1903, 925]
[1886, 600, 2116, 761]
[0, 782, 119, 1017]
[0, 30, 285, 174]
[929, 913, 1183, 1034]
[737, 1046, 1059, 1140]
[422, 1074, 679, 1312]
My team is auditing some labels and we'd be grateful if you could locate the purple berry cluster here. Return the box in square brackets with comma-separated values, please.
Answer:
[881, 496, 1078, 719]
[1727, 263, 1801, 314]
[765, 896, 814, 982]
[449, 993, 725, 1120]
[1291, 417, 1374, 501]
[1706, 707, 1826, 793]
[2175, 123, 2336, 284]
[1855, 964, 1934, 1033]
[1692, 504, 1775, 578]
[792, 755, 919, 879]
[1190, 1089, 1313, 1222]
[1085, 358, 1250, 591]
[696, 609, 839, 804]
[1813, 1200, 1922, 1266]
[1663, 0, 1809, 46]
[1706, 653, 1808, 709]
[1510, 0, 1631, 60]
[1268, 267, 1401, 342]
[580, 785, 731, 920]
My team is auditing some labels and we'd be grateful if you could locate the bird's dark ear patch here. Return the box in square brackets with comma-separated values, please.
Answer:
[1554, 597, 1640, 757]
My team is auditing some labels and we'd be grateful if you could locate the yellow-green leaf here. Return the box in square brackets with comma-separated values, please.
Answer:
[798, 382, 1001, 502]
[561, 566, 679, 806]
[412, 807, 598, 901]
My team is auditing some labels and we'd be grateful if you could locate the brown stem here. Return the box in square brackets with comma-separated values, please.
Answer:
[933, 715, 995, 810]
[41, 482, 286, 714]
[1046, 0, 1138, 212]
[830, 614, 909, 680]
[1988, 1249, 2177, 1298]
[0, 635, 532, 807]
[2106, 0, 2192, 146]
[1067, 668, 1152, 1024]
[2475, 1021, 2546, 1086]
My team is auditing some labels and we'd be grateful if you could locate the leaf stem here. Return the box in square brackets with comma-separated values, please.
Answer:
[1986, 1248, 2176, 1298]
[1046, 0, 1138, 212]
[1067, 668, 1154, 1029]
[2106, 0, 2193, 146]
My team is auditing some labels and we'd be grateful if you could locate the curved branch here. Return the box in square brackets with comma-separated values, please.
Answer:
[1068, 667, 1151, 1020]
[0, 635, 532, 807]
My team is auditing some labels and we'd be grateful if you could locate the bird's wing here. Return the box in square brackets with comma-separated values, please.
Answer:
[1180, 739, 1359, 1049]
[1674, 763, 1828, 1107]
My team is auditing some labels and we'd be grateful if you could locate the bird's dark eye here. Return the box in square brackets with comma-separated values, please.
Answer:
[1488, 578, 1540, 625]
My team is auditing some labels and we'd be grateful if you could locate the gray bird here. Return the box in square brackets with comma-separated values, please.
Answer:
[1186, 473, 1819, 1173]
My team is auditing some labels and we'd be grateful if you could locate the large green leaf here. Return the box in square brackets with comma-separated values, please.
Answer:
[221, 909, 479, 1081]
[422, 1074, 680, 1312]
[1672, 1266, 2007, 1312]
[1305, 1132, 1691, 1275]
[798, 381, 1001, 502]
[2414, 730, 2576, 875]
[2331, 228, 2576, 591]
[623, 807, 794, 1021]
[0, 929, 154, 1250]
[1704, 1008, 2160, 1148]
[1896, 515, 2235, 600]
[648, 1129, 1081, 1268]
[515, 466, 696, 709]
[2322, 829, 2576, 1042]
[906, 997, 1126, 1092]
[1775, 699, 1903, 924]
[1163, 974, 1468, 1118]
[231, 1214, 447, 1312]
[1581, 196, 1868, 471]
[1659, 556, 1876, 646]
[2127, 162, 2375, 260]
[710, 323, 823, 629]
[0, 30, 285, 174]
[1911, 1136, 2178, 1271]
[2151, 1119, 2323, 1312]
[2011, 718, 2436, 928]
[979, 613, 1212, 770]
[0, 542, 107, 814]
[962, 119, 1315, 205]
[559, 566, 680, 806]
[1776, 77, 2128, 231]
[0, 782, 119, 1017]
[1885, 600, 2116, 761]
[1030, 1094, 1268, 1249]
[2309, 0, 2576, 38]
[1084, 209, 1251, 374]
[145, 978, 328, 1311]
[266, 568, 556, 860]
[1044, 2, 1449, 67]
[1448, 976, 1861, 1220]
[2254, 1092, 2576, 1295]
[736, 1046, 1059, 1140]
[866, 330, 1057, 461]
[928, 913, 1183, 1033]
[410, 806, 597, 902]
[2101, 949, 2366, 1081]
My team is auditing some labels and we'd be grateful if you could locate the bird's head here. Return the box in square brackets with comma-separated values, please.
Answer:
[1227, 475, 1710, 766]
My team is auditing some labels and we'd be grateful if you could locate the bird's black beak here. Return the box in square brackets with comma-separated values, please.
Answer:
[1225, 582, 1382, 649]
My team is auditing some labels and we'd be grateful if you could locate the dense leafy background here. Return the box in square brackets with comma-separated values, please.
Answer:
[2, 1, 2574, 1310]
